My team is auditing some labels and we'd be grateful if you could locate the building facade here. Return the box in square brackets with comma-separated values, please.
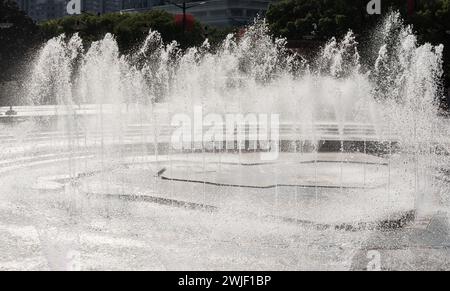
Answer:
[82, 0, 123, 15]
[14, 0, 124, 21]
[122, 0, 162, 10]
[13, 0, 272, 26]
[126, 0, 272, 27]
[14, 0, 67, 22]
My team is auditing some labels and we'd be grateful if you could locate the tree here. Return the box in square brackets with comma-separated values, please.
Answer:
[0, 0, 41, 105]
[266, 0, 450, 106]
[0, 0, 40, 82]
[266, 0, 373, 40]
[40, 10, 206, 53]
[408, 0, 450, 108]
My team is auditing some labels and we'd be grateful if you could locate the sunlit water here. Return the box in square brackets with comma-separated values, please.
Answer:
[0, 13, 449, 270]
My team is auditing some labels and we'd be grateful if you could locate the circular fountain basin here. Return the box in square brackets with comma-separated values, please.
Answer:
[74, 152, 415, 226]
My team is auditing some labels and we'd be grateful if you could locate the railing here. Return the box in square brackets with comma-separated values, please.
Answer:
[0, 122, 393, 144]
[2, 104, 448, 145]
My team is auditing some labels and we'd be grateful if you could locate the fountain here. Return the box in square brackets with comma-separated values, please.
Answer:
[0, 12, 448, 270]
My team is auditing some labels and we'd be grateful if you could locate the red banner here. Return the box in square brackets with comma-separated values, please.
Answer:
[174, 14, 195, 31]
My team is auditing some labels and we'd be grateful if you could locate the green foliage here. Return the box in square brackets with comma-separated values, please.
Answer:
[39, 10, 206, 53]
[267, 0, 450, 42]
[0, 0, 40, 81]
[267, 0, 450, 89]
[266, 0, 371, 39]
[267, 0, 439, 38]
[204, 26, 237, 48]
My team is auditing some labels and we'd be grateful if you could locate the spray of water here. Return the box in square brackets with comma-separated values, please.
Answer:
[1, 12, 449, 271]
[21, 13, 447, 219]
